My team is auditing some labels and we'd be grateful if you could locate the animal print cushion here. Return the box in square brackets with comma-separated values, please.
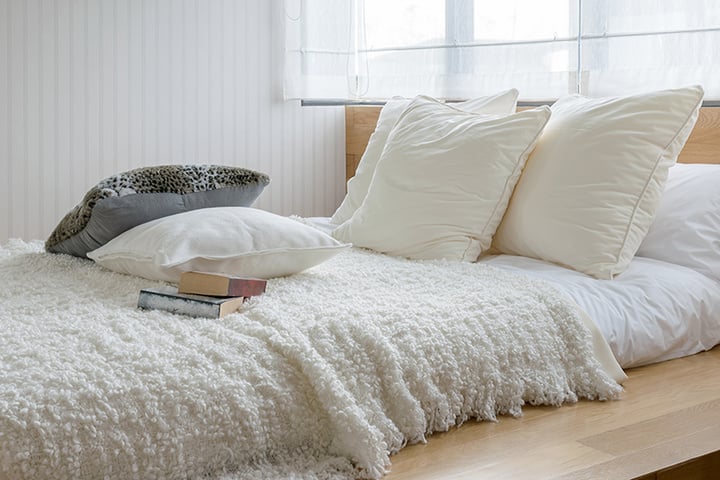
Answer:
[46, 164, 270, 257]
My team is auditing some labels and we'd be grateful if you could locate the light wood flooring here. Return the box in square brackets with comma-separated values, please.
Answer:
[384, 347, 720, 480]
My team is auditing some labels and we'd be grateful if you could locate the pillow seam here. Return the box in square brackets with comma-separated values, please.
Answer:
[478, 114, 548, 248]
[614, 99, 702, 275]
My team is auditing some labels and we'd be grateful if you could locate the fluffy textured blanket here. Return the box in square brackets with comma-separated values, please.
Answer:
[0, 239, 621, 480]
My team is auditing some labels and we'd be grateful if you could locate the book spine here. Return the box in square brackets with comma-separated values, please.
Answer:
[226, 279, 266, 297]
[138, 290, 221, 318]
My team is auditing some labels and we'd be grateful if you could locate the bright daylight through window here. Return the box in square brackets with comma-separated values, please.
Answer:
[284, 0, 720, 101]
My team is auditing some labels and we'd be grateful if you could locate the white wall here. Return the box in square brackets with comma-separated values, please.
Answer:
[0, 0, 345, 243]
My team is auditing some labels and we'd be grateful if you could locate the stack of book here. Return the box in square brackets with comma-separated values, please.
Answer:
[137, 271, 267, 318]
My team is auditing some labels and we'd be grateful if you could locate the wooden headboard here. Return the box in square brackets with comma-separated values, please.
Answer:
[345, 106, 720, 182]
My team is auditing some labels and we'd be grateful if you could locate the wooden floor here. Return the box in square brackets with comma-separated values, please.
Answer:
[384, 347, 720, 480]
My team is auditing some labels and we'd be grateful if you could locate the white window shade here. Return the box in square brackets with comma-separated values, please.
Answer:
[284, 0, 720, 101]
[580, 0, 720, 97]
[283, 0, 357, 99]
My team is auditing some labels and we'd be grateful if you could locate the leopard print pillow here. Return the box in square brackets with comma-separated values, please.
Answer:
[46, 164, 270, 257]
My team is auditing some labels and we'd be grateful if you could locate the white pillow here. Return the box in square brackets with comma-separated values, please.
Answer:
[330, 89, 519, 226]
[637, 163, 720, 282]
[332, 96, 551, 261]
[87, 207, 350, 282]
[493, 85, 704, 279]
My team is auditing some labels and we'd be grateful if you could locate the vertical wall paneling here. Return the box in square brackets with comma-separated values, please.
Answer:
[0, 0, 9, 241]
[220, 0, 234, 167]
[8, 0, 26, 238]
[0, 0, 345, 242]
[168, 0, 182, 168]
[236, 0, 246, 176]
[55, 0, 70, 221]
[197, 0, 209, 165]
[127, 0, 141, 168]
[245, 0, 260, 191]
[156, 0, 169, 169]
[26, 0, 38, 238]
[69, 0, 84, 210]
[114, 0, 128, 175]
[181, 0, 194, 166]
[39, 0, 53, 237]
[86, 0, 99, 195]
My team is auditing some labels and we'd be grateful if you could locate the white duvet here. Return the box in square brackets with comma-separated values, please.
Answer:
[0, 240, 621, 479]
[482, 254, 720, 367]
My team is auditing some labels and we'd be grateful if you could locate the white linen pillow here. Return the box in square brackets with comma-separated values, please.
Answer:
[637, 163, 720, 282]
[332, 96, 551, 261]
[329, 88, 519, 225]
[87, 207, 350, 282]
[493, 85, 704, 279]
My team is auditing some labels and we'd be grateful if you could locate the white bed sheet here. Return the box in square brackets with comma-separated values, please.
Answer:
[480, 254, 720, 368]
[309, 217, 720, 368]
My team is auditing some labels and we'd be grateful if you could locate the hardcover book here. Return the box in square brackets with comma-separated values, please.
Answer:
[137, 286, 246, 318]
[178, 271, 267, 298]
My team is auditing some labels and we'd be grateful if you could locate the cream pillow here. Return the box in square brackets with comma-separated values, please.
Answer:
[87, 207, 350, 282]
[329, 88, 519, 225]
[332, 96, 551, 261]
[493, 85, 704, 279]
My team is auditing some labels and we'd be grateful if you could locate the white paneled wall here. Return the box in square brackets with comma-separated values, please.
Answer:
[0, 0, 345, 243]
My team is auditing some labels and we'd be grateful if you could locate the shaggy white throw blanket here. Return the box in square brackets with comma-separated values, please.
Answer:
[0, 240, 621, 480]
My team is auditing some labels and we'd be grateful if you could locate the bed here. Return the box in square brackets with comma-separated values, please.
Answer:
[345, 99, 720, 479]
[1, 88, 720, 480]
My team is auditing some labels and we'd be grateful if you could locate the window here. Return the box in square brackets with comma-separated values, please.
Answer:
[284, 0, 720, 101]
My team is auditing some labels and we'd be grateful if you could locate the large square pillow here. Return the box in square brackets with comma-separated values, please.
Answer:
[637, 163, 720, 282]
[329, 88, 519, 225]
[46, 164, 270, 258]
[492, 85, 704, 279]
[87, 207, 349, 282]
[332, 96, 551, 261]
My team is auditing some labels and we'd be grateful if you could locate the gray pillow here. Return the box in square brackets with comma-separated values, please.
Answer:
[46, 164, 270, 257]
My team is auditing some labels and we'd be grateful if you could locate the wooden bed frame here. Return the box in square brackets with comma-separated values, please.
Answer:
[345, 105, 720, 480]
[346, 106, 720, 182]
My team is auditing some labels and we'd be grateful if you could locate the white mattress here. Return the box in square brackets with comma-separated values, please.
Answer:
[309, 217, 720, 368]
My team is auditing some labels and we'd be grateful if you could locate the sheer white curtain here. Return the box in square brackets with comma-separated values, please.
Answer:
[284, 0, 720, 101]
[581, 0, 720, 97]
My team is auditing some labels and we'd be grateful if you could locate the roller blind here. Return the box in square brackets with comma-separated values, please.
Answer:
[283, 0, 720, 101]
